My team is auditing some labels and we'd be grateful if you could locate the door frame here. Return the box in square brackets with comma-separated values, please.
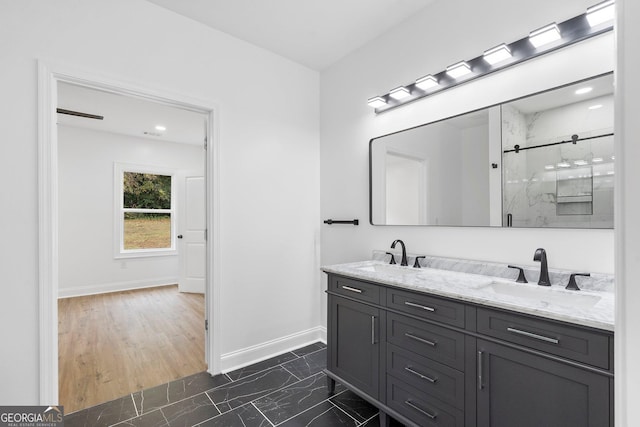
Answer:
[37, 59, 221, 404]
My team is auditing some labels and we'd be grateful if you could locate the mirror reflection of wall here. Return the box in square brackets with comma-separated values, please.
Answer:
[502, 74, 614, 228]
[370, 73, 614, 228]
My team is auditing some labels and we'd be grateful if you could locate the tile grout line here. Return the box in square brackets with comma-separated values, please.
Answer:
[279, 365, 301, 381]
[272, 388, 350, 427]
[360, 412, 380, 426]
[329, 399, 365, 425]
[251, 402, 276, 427]
[205, 390, 222, 417]
[223, 352, 300, 384]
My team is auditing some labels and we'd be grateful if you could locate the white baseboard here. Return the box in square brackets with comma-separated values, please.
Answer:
[58, 277, 179, 298]
[220, 326, 327, 373]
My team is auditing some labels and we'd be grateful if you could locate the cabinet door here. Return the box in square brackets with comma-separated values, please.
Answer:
[328, 295, 380, 399]
[476, 340, 610, 427]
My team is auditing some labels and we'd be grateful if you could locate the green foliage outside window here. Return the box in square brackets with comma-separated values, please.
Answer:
[123, 172, 171, 209]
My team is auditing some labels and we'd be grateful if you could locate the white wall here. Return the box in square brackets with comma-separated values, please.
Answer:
[58, 126, 204, 297]
[0, 0, 320, 404]
[320, 0, 614, 274]
[616, 0, 640, 425]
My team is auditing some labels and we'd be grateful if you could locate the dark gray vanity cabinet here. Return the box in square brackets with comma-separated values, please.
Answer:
[325, 273, 613, 427]
[476, 339, 610, 427]
[328, 293, 381, 399]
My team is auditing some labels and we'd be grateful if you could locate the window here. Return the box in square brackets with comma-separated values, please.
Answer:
[115, 164, 176, 257]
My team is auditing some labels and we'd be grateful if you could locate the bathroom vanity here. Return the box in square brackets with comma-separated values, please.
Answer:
[323, 257, 614, 427]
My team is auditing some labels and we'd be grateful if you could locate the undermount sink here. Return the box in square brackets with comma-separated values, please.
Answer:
[479, 281, 602, 308]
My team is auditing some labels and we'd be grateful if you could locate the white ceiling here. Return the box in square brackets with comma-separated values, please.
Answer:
[145, 0, 437, 70]
[57, 82, 206, 145]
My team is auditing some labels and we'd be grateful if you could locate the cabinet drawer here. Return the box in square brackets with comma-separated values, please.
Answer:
[329, 275, 381, 305]
[387, 288, 465, 328]
[387, 376, 464, 427]
[388, 313, 465, 371]
[477, 308, 610, 369]
[387, 344, 464, 409]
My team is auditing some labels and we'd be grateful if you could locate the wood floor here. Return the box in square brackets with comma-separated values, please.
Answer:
[58, 285, 206, 414]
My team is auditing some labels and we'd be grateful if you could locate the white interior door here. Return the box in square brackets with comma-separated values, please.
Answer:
[178, 175, 206, 293]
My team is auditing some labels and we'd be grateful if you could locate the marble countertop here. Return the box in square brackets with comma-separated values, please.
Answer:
[322, 259, 614, 332]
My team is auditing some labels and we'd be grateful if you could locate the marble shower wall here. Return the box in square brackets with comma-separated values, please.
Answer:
[502, 95, 614, 228]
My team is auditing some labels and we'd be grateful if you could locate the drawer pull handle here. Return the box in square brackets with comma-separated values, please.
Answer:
[404, 400, 437, 420]
[405, 366, 438, 383]
[478, 351, 484, 390]
[405, 301, 436, 312]
[371, 316, 376, 345]
[341, 285, 362, 294]
[405, 332, 437, 347]
[507, 327, 559, 344]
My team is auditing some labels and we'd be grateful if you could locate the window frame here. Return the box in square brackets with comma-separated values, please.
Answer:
[114, 163, 177, 258]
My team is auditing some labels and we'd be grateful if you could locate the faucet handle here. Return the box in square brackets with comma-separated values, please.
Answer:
[386, 252, 396, 265]
[507, 265, 528, 283]
[413, 256, 426, 268]
[566, 273, 590, 291]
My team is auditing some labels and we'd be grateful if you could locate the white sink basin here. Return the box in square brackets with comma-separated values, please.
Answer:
[479, 281, 602, 308]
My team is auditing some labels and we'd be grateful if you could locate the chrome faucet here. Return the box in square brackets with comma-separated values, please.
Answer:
[391, 239, 408, 266]
[533, 248, 551, 286]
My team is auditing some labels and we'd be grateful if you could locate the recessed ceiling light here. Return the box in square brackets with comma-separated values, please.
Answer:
[367, 96, 387, 108]
[592, 157, 603, 162]
[155, 125, 167, 131]
[586, 0, 615, 27]
[575, 87, 593, 95]
[557, 162, 571, 168]
[415, 75, 439, 90]
[389, 87, 411, 100]
[588, 104, 603, 110]
[483, 44, 512, 65]
[611, 155, 616, 160]
[446, 61, 472, 79]
[529, 23, 561, 48]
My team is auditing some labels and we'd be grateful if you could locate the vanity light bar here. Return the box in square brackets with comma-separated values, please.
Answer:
[483, 44, 512, 65]
[367, 1, 614, 113]
[415, 75, 439, 90]
[389, 86, 411, 100]
[367, 96, 387, 108]
[528, 23, 562, 48]
[586, 0, 615, 27]
[446, 61, 472, 79]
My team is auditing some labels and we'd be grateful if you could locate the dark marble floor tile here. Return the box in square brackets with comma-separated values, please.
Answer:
[112, 409, 169, 427]
[282, 348, 327, 379]
[207, 366, 298, 412]
[64, 394, 138, 427]
[360, 414, 406, 427]
[330, 389, 378, 423]
[277, 401, 358, 427]
[291, 342, 325, 357]
[253, 372, 346, 425]
[196, 403, 270, 427]
[132, 372, 230, 414]
[160, 392, 220, 426]
[226, 352, 298, 381]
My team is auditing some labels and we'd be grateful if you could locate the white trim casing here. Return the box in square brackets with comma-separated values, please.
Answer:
[37, 59, 222, 404]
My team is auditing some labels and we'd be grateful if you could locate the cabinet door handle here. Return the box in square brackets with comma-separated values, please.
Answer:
[341, 285, 362, 294]
[371, 316, 376, 345]
[404, 400, 437, 420]
[478, 351, 484, 390]
[405, 332, 437, 347]
[404, 366, 438, 383]
[507, 327, 559, 344]
[405, 301, 436, 312]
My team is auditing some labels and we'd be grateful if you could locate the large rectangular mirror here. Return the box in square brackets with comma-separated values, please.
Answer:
[369, 73, 614, 228]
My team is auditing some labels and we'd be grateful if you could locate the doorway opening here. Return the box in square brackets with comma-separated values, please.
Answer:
[38, 61, 221, 407]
